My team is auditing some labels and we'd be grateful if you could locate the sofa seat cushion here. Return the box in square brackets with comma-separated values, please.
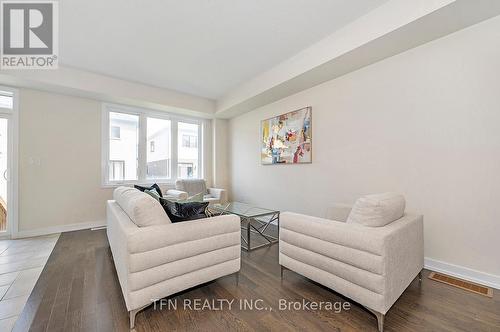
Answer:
[113, 187, 171, 227]
[347, 193, 405, 227]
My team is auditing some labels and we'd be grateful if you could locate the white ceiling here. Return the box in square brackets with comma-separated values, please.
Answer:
[60, 0, 387, 99]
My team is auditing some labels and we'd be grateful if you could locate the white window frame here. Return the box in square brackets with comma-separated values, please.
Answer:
[101, 103, 203, 187]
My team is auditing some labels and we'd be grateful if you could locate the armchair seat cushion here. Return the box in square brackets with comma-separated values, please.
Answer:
[203, 194, 219, 202]
[347, 192, 405, 227]
[164, 189, 189, 201]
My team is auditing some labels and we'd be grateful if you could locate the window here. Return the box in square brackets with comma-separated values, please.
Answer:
[103, 104, 202, 185]
[108, 112, 139, 181]
[147, 117, 171, 179]
[178, 122, 200, 179]
[0, 92, 13, 110]
[110, 126, 121, 139]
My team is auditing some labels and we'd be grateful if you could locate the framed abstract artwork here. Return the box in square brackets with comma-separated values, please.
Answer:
[261, 107, 312, 165]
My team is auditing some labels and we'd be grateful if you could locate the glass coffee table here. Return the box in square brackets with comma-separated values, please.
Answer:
[210, 202, 280, 251]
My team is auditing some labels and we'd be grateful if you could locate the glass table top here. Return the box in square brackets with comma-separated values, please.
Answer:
[210, 202, 278, 218]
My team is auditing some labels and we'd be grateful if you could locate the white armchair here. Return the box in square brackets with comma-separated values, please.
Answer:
[173, 179, 227, 204]
[279, 194, 423, 332]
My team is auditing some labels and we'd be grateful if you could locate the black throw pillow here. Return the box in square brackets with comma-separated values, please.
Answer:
[134, 183, 163, 197]
[160, 198, 208, 223]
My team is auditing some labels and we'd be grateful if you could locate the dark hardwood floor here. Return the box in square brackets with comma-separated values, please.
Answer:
[13, 228, 500, 332]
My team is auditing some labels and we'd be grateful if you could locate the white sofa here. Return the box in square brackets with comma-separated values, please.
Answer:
[169, 179, 227, 204]
[107, 187, 240, 328]
[279, 194, 423, 332]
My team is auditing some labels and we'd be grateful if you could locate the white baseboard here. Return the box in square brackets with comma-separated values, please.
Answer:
[13, 220, 106, 239]
[425, 257, 500, 290]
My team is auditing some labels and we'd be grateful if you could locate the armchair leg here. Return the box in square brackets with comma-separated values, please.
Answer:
[129, 304, 149, 329]
[280, 265, 285, 279]
[129, 308, 139, 329]
[366, 307, 385, 332]
[418, 270, 423, 283]
[235, 271, 240, 285]
[375, 311, 385, 332]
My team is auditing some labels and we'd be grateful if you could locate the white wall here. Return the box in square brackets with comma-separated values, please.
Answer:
[229, 15, 500, 278]
[212, 119, 230, 191]
[18, 89, 213, 234]
[19, 89, 113, 232]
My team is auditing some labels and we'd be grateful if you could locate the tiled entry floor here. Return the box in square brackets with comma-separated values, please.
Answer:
[0, 234, 59, 331]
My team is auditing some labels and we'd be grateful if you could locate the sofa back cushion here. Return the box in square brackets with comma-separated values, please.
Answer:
[113, 187, 171, 227]
[175, 179, 207, 196]
[347, 192, 405, 227]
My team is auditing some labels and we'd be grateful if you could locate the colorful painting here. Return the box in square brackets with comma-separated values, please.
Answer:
[261, 107, 312, 165]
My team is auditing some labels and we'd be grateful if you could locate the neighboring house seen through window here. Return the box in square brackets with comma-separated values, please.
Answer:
[109, 160, 125, 181]
[110, 126, 121, 139]
[181, 135, 197, 148]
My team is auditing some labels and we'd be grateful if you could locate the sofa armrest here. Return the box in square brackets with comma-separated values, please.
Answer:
[382, 214, 423, 311]
[126, 214, 240, 253]
[208, 188, 227, 202]
[165, 189, 188, 200]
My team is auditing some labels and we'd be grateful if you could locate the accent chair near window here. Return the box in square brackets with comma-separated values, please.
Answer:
[174, 179, 227, 204]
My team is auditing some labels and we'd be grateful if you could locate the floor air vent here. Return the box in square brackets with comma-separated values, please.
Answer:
[428, 272, 493, 298]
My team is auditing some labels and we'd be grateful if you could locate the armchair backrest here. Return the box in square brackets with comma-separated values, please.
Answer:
[175, 179, 207, 196]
